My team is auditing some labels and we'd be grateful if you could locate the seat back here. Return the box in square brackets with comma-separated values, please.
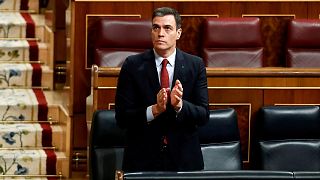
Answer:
[89, 110, 126, 180]
[202, 17, 263, 67]
[198, 108, 242, 170]
[94, 17, 153, 67]
[294, 172, 320, 179]
[89, 109, 242, 179]
[122, 170, 294, 180]
[286, 19, 320, 67]
[256, 106, 320, 171]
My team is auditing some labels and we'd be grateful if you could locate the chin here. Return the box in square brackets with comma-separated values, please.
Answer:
[157, 46, 166, 49]
[155, 46, 167, 51]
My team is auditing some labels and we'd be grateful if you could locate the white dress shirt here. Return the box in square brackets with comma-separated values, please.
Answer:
[146, 49, 176, 122]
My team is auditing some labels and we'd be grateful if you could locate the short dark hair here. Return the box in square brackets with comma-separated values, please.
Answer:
[152, 7, 182, 29]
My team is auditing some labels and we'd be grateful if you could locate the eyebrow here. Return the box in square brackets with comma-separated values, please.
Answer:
[152, 24, 174, 28]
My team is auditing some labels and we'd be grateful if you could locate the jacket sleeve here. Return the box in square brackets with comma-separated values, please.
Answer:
[115, 58, 148, 129]
[177, 59, 209, 127]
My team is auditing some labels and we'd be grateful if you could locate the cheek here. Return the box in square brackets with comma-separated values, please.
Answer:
[151, 36, 157, 43]
[170, 35, 178, 42]
[151, 32, 157, 38]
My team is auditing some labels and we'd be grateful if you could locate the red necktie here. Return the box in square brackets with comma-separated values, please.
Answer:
[161, 59, 169, 88]
[161, 59, 169, 145]
[161, 59, 170, 97]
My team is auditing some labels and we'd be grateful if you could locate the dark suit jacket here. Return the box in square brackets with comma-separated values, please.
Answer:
[115, 48, 209, 172]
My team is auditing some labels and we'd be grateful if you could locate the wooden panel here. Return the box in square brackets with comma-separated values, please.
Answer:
[308, 2, 320, 18]
[209, 89, 263, 164]
[73, 114, 88, 149]
[231, 2, 308, 17]
[95, 89, 116, 110]
[206, 68, 320, 87]
[178, 2, 231, 17]
[208, 77, 320, 87]
[210, 104, 251, 164]
[53, 0, 68, 87]
[264, 89, 320, 105]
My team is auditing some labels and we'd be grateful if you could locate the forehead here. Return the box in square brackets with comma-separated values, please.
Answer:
[152, 15, 176, 27]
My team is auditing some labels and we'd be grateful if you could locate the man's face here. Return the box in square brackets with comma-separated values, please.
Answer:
[151, 15, 182, 56]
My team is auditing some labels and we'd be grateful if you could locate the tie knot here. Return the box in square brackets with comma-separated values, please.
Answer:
[162, 59, 168, 67]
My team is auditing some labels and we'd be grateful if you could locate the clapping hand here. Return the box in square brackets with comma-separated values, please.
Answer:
[171, 80, 183, 111]
[152, 87, 169, 117]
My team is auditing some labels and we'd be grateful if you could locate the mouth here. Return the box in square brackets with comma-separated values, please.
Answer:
[155, 40, 166, 44]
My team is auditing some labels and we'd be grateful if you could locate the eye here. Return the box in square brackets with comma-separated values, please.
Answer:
[152, 25, 160, 31]
[164, 26, 173, 31]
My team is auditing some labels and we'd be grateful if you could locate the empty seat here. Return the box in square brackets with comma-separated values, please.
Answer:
[198, 108, 242, 170]
[202, 17, 264, 67]
[89, 108, 242, 179]
[286, 19, 320, 67]
[89, 110, 126, 180]
[94, 17, 153, 67]
[254, 106, 320, 171]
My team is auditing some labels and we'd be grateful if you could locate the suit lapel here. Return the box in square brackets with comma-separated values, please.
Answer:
[144, 49, 186, 92]
[172, 49, 186, 87]
[144, 50, 161, 93]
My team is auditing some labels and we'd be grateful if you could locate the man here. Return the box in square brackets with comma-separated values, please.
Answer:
[115, 7, 209, 172]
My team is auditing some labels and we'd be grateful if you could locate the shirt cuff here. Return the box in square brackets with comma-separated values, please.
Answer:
[175, 101, 183, 113]
[175, 106, 182, 113]
[146, 105, 154, 122]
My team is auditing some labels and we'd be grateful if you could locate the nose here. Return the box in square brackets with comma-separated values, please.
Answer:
[158, 27, 165, 37]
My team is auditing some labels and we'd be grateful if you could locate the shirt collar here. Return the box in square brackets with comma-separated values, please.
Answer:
[154, 49, 176, 67]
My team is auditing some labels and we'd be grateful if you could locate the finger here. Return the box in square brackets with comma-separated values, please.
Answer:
[160, 93, 166, 102]
[174, 80, 183, 91]
[174, 94, 182, 102]
[177, 90, 183, 97]
[174, 86, 183, 96]
[158, 91, 166, 103]
[159, 88, 167, 97]
[178, 83, 183, 92]
[160, 88, 166, 93]
[165, 88, 170, 94]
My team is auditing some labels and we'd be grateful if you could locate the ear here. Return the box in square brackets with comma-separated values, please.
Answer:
[177, 28, 182, 40]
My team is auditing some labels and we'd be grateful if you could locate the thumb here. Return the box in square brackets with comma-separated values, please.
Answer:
[175, 79, 181, 85]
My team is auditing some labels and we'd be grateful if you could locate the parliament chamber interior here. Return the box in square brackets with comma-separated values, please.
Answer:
[1, 0, 320, 179]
